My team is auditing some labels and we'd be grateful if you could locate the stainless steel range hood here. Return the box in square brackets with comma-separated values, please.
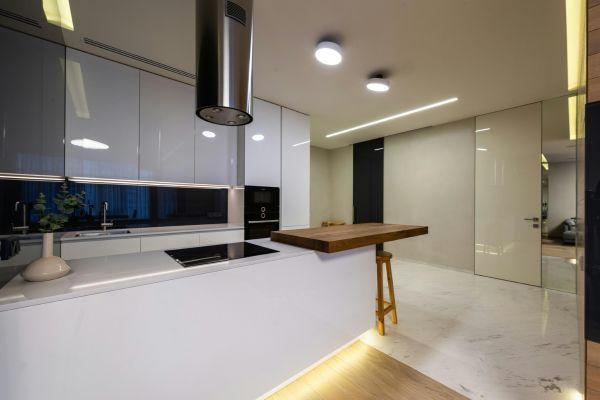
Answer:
[196, 0, 253, 126]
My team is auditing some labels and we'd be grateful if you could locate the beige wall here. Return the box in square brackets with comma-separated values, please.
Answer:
[309, 145, 353, 227]
[547, 161, 576, 237]
[329, 146, 353, 224]
[383, 119, 475, 272]
[309, 146, 332, 227]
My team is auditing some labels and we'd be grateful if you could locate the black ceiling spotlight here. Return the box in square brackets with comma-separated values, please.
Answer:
[196, 0, 254, 126]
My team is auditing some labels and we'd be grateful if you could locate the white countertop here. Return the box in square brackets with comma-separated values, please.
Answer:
[3, 223, 245, 245]
[0, 239, 312, 313]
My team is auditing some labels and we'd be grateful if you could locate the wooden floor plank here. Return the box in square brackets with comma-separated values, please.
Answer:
[266, 341, 467, 400]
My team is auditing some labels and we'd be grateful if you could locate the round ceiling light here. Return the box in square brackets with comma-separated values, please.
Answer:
[366, 77, 390, 92]
[202, 130, 216, 138]
[252, 134, 265, 142]
[315, 41, 343, 66]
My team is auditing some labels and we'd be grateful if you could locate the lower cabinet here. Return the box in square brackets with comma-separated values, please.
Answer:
[199, 229, 244, 245]
[140, 233, 199, 252]
[61, 229, 245, 260]
[61, 238, 141, 260]
[0, 242, 61, 268]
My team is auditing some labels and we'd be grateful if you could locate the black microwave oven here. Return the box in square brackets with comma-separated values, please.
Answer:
[244, 186, 280, 240]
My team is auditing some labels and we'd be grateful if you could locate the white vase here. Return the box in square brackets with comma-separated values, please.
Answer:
[22, 232, 71, 282]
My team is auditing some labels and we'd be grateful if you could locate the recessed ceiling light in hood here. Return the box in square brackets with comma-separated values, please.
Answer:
[196, 0, 254, 126]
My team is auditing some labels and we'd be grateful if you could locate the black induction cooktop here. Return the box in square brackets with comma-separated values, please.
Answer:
[165, 242, 278, 268]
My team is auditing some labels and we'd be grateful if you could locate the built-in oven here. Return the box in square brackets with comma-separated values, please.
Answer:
[244, 186, 280, 240]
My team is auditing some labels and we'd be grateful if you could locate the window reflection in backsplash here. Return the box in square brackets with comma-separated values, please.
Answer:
[0, 180, 228, 234]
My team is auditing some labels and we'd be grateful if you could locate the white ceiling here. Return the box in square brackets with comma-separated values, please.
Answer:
[542, 96, 576, 163]
[1, 0, 570, 149]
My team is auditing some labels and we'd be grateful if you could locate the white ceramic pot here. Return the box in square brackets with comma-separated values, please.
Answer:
[21, 232, 71, 282]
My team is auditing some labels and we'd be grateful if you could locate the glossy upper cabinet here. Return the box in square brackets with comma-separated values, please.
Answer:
[281, 108, 310, 228]
[0, 27, 65, 176]
[65, 49, 140, 180]
[195, 119, 238, 185]
[244, 98, 281, 187]
[140, 72, 195, 183]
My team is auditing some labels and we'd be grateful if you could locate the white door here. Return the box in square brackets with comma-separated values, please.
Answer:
[475, 103, 541, 286]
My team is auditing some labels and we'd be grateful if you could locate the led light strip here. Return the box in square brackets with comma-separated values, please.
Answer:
[0, 173, 65, 182]
[326, 97, 458, 138]
[292, 140, 311, 147]
[67, 177, 232, 189]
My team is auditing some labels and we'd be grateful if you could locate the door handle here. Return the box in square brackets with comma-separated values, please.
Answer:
[523, 217, 539, 222]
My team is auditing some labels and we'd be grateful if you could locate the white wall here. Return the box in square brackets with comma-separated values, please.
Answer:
[383, 119, 475, 272]
[309, 146, 332, 227]
[547, 161, 576, 237]
[329, 146, 353, 224]
[309, 145, 353, 227]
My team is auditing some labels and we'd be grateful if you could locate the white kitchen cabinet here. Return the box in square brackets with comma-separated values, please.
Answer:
[195, 119, 238, 185]
[198, 229, 244, 245]
[0, 27, 65, 176]
[65, 49, 140, 180]
[139, 72, 195, 183]
[140, 233, 199, 252]
[61, 238, 141, 260]
[244, 98, 281, 187]
[0, 242, 61, 268]
[281, 108, 310, 229]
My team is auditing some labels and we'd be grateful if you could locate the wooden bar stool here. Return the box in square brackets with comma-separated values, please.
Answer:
[376, 250, 398, 335]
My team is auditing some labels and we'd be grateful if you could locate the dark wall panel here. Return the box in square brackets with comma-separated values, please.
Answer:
[0, 180, 228, 234]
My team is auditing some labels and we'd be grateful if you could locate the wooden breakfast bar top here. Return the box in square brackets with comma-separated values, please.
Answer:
[270, 223, 428, 253]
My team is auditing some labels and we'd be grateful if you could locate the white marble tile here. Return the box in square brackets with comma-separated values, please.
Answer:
[543, 256, 576, 293]
[361, 259, 581, 400]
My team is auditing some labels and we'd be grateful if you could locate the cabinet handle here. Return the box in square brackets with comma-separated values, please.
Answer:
[247, 219, 279, 224]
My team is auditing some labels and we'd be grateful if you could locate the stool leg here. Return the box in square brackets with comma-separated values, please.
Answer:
[385, 259, 398, 325]
[376, 259, 385, 335]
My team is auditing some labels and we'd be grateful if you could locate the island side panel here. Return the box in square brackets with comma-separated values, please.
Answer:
[0, 246, 375, 400]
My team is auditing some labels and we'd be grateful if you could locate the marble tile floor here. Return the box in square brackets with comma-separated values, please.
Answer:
[361, 259, 581, 400]
[542, 255, 576, 294]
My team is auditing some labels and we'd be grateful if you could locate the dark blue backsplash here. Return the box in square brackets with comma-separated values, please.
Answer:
[0, 180, 228, 234]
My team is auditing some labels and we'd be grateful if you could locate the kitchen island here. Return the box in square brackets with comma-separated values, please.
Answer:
[0, 224, 426, 400]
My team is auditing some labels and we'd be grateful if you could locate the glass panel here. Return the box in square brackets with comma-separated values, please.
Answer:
[541, 95, 577, 293]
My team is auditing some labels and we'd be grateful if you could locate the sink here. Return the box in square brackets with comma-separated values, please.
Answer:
[74, 229, 132, 238]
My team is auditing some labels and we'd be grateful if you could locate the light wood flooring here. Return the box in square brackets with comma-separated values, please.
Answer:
[542, 239, 576, 259]
[266, 341, 467, 400]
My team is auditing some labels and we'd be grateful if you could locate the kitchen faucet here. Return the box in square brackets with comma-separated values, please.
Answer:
[12, 201, 29, 233]
[100, 201, 114, 231]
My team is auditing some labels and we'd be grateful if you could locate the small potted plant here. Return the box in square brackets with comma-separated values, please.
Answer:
[22, 183, 85, 282]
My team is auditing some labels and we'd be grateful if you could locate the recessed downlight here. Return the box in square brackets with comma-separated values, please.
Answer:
[252, 134, 265, 142]
[315, 41, 343, 66]
[366, 78, 390, 92]
[202, 130, 216, 138]
[70, 138, 109, 150]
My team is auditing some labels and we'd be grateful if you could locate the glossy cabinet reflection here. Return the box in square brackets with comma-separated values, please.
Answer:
[244, 98, 282, 187]
[140, 71, 195, 183]
[65, 49, 140, 180]
[0, 27, 65, 176]
[195, 118, 238, 185]
[281, 108, 310, 228]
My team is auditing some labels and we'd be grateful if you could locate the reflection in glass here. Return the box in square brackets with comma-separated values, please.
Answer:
[541, 96, 577, 293]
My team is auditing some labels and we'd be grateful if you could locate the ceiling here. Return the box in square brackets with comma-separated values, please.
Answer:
[542, 95, 576, 164]
[0, 0, 570, 149]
